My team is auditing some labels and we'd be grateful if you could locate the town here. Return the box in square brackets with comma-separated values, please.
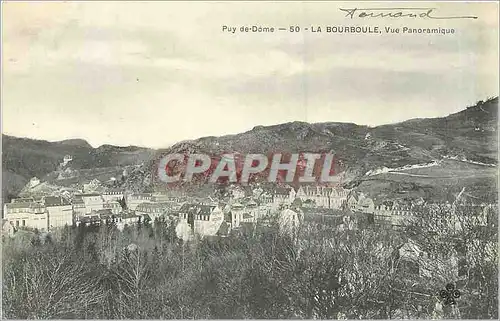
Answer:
[3, 156, 494, 240]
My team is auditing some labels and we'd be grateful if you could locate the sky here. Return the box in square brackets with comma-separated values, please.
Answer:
[2, 1, 499, 148]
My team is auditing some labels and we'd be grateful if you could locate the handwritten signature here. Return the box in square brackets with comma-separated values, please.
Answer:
[340, 7, 478, 20]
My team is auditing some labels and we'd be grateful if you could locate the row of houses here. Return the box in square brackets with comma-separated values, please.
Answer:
[2, 188, 195, 232]
[3, 196, 73, 231]
[5, 181, 494, 238]
[176, 201, 303, 240]
[231, 184, 351, 210]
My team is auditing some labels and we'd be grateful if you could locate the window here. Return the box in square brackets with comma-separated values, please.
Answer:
[22, 220, 26, 227]
[16, 221, 19, 227]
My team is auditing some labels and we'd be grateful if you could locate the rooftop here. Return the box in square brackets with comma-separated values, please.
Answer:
[75, 193, 101, 197]
[179, 203, 216, 216]
[11, 198, 35, 203]
[136, 202, 172, 210]
[5, 202, 44, 209]
[44, 196, 71, 207]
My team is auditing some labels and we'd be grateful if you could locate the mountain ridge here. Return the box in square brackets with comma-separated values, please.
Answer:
[2, 135, 156, 201]
[119, 98, 497, 198]
[3, 97, 498, 201]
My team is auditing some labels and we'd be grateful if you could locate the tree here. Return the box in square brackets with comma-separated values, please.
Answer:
[118, 196, 127, 210]
[408, 201, 498, 318]
[2, 249, 105, 318]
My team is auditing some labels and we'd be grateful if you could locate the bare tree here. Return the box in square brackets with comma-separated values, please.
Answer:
[2, 249, 105, 319]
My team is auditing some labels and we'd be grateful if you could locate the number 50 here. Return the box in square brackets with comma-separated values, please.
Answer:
[290, 26, 300, 32]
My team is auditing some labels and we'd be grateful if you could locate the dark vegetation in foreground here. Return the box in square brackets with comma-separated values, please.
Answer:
[2, 207, 498, 319]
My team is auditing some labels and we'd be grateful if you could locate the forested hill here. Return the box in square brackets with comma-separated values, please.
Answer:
[2, 135, 155, 201]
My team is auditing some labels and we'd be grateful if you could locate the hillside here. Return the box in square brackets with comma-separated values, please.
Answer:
[134, 97, 497, 201]
[3, 97, 497, 202]
[2, 135, 155, 201]
[371, 97, 498, 164]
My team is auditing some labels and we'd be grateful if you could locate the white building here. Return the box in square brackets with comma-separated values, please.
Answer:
[117, 211, 140, 225]
[193, 205, 225, 237]
[75, 193, 104, 213]
[4, 201, 48, 231]
[346, 192, 375, 213]
[29, 177, 41, 188]
[103, 200, 122, 215]
[72, 196, 87, 217]
[229, 202, 245, 228]
[228, 199, 265, 227]
[135, 202, 171, 222]
[178, 203, 225, 237]
[63, 154, 73, 166]
[42, 196, 73, 229]
[126, 193, 153, 210]
[102, 190, 124, 202]
[295, 186, 349, 209]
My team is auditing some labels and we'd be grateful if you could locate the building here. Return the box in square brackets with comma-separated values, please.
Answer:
[75, 193, 104, 213]
[42, 196, 73, 229]
[94, 209, 115, 223]
[358, 197, 375, 214]
[103, 200, 122, 215]
[102, 190, 124, 202]
[126, 193, 153, 210]
[193, 205, 225, 237]
[229, 202, 245, 228]
[178, 203, 196, 226]
[178, 203, 225, 237]
[390, 201, 413, 226]
[63, 154, 73, 165]
[347, 193, 360, 211]
[72, 196, 87, 217]
[295, 185, 349, 209]
[135, 202, 172, 222]
[227, 198, 267, 226]
[29, 177, 41, 188]
[346, 192, 375, 213]
[4, 201, 48, 231]
[256, 189, 273, 205]
[118, 211, 141, 225]
[374, 200, 394, 225]
[76, 215, 101, 227]
[273, 187, 294, 206]
[150, 193, 171, 203]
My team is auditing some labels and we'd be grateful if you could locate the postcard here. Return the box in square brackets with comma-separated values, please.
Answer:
[2, 1, 498, 319]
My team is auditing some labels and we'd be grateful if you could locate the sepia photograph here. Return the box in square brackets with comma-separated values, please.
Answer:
[1, 1, 499, 319]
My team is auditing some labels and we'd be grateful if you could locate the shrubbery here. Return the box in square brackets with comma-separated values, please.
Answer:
[2, 209, 497, 319]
